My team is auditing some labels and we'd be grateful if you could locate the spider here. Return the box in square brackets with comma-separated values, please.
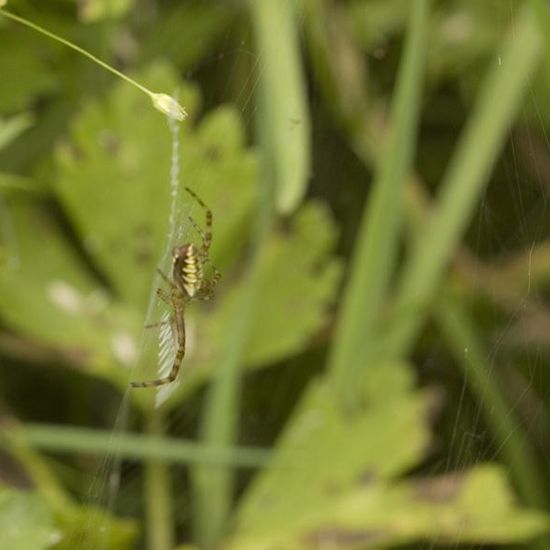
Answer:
[130, 187, 220, 388]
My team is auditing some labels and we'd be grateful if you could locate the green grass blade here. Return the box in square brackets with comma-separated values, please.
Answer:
[381, 6, 542, 359]
[0, 112, 33, 151]
[190, 0, 307, 541]
[248, 0, 310, 214]
[327, 0, 430, 408]
[13, 424, 272, 468]
[144, 460, 172, 550]
[191, 171, 275, 545]
[530, 0, 550, 93]
[144, 410, 173, 550]
[2, 424, 74, 512]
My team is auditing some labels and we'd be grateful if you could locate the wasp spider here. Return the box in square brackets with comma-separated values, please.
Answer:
[130, 187, 220, 388]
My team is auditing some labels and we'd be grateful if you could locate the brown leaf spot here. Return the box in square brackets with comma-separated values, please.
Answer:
[304, 527, 386, 548]
[413, 472, 465, 503]
[357, 469, 377, 486]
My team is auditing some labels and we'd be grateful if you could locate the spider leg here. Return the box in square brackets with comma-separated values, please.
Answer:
[143, 288, 173, 327]
[184, 187, 212, 257]
[209, 262, 221, 286]
[144, 321, 166, 329]
[144, 312, 173, 330]
[199, 260, 221, 300]
[156, 287, 171, 304]
[187, 214, 206, 242]
[130, 302, 186, 388]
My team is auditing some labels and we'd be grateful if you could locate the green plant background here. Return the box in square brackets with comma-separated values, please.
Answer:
[0, 0, 550, 549]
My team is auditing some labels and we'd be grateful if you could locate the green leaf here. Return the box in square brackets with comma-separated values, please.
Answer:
[205, 201, 341, 368]
[55, 506, 137, 550]
[55, 61, 257, 310]
[1, 60, 340, 399]
[230, 467, 549, 549]
[55, 63, 193, 309]
[229, 362, 549, 548]
[243, 202, 341, 365]
[0, 486, 58, 550]
[234, 362, 431, 536]
[0, 194, 138, 385]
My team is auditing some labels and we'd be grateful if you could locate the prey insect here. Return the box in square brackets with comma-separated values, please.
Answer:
[130, 187, 220, 388]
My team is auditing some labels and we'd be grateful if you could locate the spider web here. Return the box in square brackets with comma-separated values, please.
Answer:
[140, 97, 185, 408]
[155, 310, 180, 407]
[23, 3, 550, 549]
[76, 93, 194, 545]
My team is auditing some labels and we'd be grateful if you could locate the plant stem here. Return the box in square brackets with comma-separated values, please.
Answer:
[144, 409, 173, 550]
[191, 2, 279, 538]
[0, 9, 187, 119]
[192, 150, 275, 548]
[0, 9, 153, 98]
[1, 423, 73, 512]
[378, 5, 542, 362]
[327, 0, 430, 409]
[14, 423, 272, 467]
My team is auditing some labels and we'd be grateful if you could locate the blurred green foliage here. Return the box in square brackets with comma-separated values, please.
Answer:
[0, 0, 549, 549]
[231, 363, 547, 548]
[0, 487, 57, 550]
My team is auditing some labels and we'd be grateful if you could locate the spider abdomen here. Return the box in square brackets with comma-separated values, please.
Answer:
[173, 243, 203, 297]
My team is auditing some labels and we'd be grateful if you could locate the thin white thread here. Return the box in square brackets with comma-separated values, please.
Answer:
[153, 89, 184, 407]
[81, 92, 187, 545]
[167, 95, 181, 242]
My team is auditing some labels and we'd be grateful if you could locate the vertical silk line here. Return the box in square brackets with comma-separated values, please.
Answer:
[168, 93, 181, 242]
[155, 95, 183, 408]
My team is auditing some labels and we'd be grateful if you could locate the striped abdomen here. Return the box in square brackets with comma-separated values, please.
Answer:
[172, 243, 203, 298]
